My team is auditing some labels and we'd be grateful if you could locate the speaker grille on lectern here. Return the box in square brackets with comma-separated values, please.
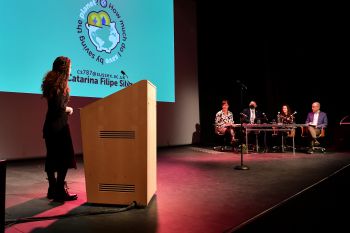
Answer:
[98, 184, 136, 193]
[99, 130, 136, 139]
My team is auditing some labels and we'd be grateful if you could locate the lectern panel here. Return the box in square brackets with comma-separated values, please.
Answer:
[80, 80, 156, 206]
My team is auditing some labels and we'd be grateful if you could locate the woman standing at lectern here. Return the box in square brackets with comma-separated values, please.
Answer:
[41, 56, 77, 202]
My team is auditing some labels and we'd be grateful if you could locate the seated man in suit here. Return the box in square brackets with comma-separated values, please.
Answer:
[305, 102, 328, 153]
[241, 101, 265, 124]
[241, 101, 268, 152]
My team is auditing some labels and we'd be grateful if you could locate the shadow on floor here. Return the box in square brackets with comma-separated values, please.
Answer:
[227, 164, 350, 233]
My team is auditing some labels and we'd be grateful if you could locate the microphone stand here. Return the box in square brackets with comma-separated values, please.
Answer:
[235, 81, 249, 170]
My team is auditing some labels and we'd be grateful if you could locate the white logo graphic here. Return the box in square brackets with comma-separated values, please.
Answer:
[86, 11, 120, 53]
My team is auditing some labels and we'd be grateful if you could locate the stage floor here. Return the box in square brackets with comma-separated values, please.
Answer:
[4, 146, 350, 233]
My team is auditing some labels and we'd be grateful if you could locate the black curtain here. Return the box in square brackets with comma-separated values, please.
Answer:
[197, 3, 349, 148]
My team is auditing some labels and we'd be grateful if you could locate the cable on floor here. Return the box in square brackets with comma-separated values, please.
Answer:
[5, 201, 137, 228]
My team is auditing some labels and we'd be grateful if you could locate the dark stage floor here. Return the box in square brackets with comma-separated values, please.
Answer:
[4, 146, 350, 233]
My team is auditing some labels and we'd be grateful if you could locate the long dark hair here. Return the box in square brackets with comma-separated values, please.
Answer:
[281, 104, 292, 116]
[42, 56, 71, 99]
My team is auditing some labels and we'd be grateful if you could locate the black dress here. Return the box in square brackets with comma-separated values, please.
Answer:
[43, 92, 76, 172]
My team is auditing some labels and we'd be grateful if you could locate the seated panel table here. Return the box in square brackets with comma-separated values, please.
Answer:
[243, 124, 307, 154]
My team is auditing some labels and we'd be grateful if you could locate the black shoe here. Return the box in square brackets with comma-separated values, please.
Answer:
[46, 176, 56, 199]
[213, 146, 224, 151]
[307, 149, 314, 154]
[47, 186, 55, 199]
[54, 191, 78, 202]
[53, 182, 78, 202]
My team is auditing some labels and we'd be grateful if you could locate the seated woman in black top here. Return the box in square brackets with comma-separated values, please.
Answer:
[278, 104, 295, 125]
[274, 104, 295, 151]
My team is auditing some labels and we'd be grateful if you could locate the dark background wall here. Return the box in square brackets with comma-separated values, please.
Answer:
[197, 4, 349, 148]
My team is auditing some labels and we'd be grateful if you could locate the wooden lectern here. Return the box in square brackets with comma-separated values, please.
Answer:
[80, 80, 156, 206]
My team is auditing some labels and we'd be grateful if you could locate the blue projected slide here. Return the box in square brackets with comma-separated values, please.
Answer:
[0, 0, 174, 102]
